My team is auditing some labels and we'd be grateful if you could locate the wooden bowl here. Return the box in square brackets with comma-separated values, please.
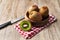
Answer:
[25, 12, 49, 26]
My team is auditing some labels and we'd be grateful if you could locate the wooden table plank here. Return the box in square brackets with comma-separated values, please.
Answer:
[0, 0, 60, 40]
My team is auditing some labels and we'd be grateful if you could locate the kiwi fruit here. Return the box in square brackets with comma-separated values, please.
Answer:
[28, 5, 39, 15]
[39, 6, 49, 20]
[20, 20, 31, 31]
[29, 11, 42, 22]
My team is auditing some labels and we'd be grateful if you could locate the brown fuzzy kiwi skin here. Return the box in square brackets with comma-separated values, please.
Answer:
[28, 5, 39, 15]
[25, 5, 49, 26]
[29, 11, 42, 22]
[26, 5, 42, 22]
[28, 5, 49, 21]
[39, 6, 49, 20]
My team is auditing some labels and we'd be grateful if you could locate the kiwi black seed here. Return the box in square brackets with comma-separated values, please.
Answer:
[20, 20, 31, 31]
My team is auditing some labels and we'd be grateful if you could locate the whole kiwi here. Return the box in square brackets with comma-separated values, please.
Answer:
[28, 5, 39, 15]
[39, 6, 49, 20]
[29, 11, 42, 22]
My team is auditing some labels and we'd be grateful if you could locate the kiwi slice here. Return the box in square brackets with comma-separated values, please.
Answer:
[20, 20, 31, 31]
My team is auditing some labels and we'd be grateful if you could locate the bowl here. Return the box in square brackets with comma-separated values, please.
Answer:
[25, 12, 49, 26]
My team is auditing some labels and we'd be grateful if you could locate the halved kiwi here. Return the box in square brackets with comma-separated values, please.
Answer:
[20, 20, 31, 31]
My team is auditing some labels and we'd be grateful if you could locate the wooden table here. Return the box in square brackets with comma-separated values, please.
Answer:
[0, 0, 60, 40]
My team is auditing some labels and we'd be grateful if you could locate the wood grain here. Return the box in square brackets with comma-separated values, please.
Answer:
[0, 0, 60, 40]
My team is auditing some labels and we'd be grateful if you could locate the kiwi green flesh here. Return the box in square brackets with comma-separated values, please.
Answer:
[20, 20, 31, 31]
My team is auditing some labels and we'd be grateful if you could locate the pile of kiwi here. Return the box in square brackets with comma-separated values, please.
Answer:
[20, 5, 49, 31]
[28, 5, 49, 22]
